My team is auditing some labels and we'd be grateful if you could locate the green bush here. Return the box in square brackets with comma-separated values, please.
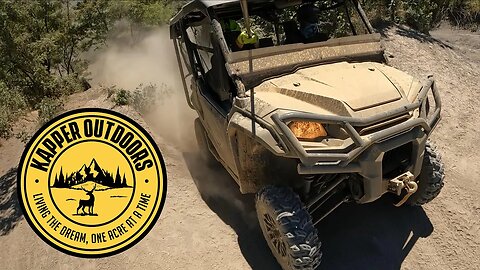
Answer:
[0, 82, 27, 138]
[111, 83, 172, 113]
[0, 113, 12, 139]
[114, 89, 131, 106]
[132, 84, 157, 113]
[362, 0, 479, 31]
[108, 0, 184, 26]
[37, 98, 63, 125]
[404, 0, 437, 33]
[132, 83, 172, 113]
[447, 0, 480, 28]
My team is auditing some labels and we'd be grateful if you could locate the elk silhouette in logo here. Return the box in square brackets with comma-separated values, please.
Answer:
[77, 184, 96, 215]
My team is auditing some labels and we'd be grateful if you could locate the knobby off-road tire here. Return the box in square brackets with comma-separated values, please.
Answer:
[194, 118, 217, 166]
[408, 142, 445, 206]
[256, 186, 322, 270]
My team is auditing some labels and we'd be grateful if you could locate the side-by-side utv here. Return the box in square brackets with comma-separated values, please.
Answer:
[170, 0, 444, 269]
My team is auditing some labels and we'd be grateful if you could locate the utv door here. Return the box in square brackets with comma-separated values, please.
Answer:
[180, 16, 238, 177]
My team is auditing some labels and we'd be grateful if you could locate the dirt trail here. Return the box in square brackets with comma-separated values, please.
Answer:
[382, 25, 480, 270]
[0, 25, 479, 270]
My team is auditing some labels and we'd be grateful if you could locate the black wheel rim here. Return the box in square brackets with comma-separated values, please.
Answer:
[263, 213, 287, 257]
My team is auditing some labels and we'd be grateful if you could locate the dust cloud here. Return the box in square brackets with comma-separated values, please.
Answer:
[88, 24, 196, 150]
[87, 24, 257, 226]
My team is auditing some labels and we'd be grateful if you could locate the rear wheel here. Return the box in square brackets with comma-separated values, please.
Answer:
[256, 186, 322, 270]
[408, 141, 445, 206]
[194, 118, 217, 166]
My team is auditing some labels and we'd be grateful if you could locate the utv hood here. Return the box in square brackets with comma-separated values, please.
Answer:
[253, 62, 417, 117]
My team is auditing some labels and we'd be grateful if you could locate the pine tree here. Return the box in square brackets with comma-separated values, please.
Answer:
[75, 171, 83, 184]
[115, 167, 122, 187]
[54, 174, 59, 187]
[65, 175, 70, 187]
[69, 173, 74, 186]
[122, 174, 127, 187]
[105, 172, 112, 186]
[58, 168, 65, 187]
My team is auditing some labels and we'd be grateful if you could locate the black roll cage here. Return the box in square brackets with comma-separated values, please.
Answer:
[170, 0, 375, 108]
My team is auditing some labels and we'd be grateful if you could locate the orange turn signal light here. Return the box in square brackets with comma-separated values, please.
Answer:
[287, 121, 328, 141]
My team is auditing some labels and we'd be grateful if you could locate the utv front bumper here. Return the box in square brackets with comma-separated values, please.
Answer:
[271, 77, 441, 203]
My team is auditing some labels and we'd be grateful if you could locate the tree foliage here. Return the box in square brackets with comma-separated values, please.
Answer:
[0, 0, 180, 139]
[108, 0, 183, 26]
[362, 0, 479, 32]
[0, 1, 110, 102]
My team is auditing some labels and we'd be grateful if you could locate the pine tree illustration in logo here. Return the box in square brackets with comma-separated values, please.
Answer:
[50, 155, 135, 224]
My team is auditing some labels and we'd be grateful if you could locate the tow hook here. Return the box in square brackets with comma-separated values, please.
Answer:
[388, 172, 418, 207]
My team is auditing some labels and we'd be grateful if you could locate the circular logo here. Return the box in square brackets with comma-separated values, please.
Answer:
[17, 108, 167, 257]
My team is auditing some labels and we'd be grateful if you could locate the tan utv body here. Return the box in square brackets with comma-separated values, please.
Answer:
[170, 1, 444, 269]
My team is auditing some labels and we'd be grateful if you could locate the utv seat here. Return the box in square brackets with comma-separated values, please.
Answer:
[203, 32, 231, 103]
[282, 21, 303, 44]
[259, 38, 274, 48]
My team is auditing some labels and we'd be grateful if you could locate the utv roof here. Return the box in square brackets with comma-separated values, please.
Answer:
[170, 0, 277, 25]
[200, 0, 240, 7]
[169, 0, 351, 28]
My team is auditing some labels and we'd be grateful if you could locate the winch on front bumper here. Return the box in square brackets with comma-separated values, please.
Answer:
[271, 77, 441, 204]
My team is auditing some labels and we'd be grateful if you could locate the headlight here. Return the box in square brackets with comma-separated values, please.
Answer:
[288, 121, 328, 141]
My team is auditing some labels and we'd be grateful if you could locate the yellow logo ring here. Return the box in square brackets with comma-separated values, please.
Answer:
[17, 109, 167, 258]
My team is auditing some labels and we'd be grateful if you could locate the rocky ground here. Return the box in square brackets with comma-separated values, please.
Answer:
[0, 25, 479, 270]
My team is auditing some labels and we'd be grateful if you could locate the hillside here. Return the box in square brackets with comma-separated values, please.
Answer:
[0, 25, 479, 269]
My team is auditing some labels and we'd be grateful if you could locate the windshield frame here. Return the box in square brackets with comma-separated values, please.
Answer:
[208, 0, 382, 89]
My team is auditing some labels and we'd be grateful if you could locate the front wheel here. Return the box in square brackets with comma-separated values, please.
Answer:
[256, 186, 322, 270]
[407, 141, 445, 206]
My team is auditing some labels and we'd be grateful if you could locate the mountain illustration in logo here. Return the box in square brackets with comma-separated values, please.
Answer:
[52, 158, 130, 189]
